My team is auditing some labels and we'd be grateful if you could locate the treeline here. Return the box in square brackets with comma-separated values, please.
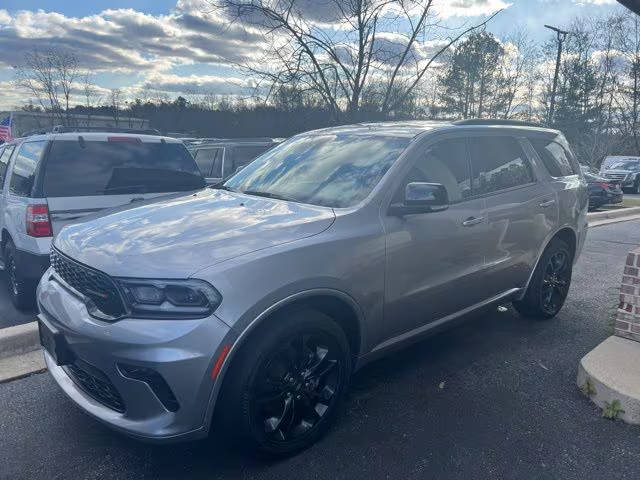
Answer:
[16, 7, 640, 167]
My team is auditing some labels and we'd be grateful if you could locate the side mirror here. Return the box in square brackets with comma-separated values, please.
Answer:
[389, 182, 449, 216]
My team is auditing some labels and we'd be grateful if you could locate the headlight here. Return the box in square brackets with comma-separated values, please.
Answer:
[116, 278, 222, 319]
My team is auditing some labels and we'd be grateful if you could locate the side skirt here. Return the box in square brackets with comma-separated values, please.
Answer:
[356, 288, 522, 370]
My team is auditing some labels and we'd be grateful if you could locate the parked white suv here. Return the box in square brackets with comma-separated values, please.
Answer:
[0, 130, 205, 308]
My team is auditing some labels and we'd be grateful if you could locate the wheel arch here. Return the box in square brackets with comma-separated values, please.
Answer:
[205, 288, 365, 428]
[518, 226, 577, 300]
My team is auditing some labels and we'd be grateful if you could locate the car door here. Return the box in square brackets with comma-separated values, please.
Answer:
[468, 135, 557, 296]
[381, 136, 490, 342]
[193, 147, 224, 185]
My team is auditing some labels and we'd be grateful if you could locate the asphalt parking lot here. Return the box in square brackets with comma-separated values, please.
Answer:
[1, 220, 639, 480]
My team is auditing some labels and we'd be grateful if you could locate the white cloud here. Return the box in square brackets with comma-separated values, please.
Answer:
[0, 6, 265, 73]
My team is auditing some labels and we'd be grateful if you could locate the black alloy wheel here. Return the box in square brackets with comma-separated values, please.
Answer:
[540, 250, 570, 317]
[220, 309, 351, 456]
[250, 333, 343, 443]
[513, 237, 573, 319]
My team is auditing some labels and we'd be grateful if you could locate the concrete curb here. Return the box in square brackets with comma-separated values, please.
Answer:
[0, 322, 45, 383]
[0, 321, 39, 359]
[578, 336, 640, 423]
[587, 206, 640, 221]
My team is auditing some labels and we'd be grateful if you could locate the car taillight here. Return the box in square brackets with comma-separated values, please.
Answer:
[26, 204, 53, 237]
[596, 182, 612, 190]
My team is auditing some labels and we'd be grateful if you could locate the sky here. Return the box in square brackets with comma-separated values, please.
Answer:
[0, 0, 625, 110]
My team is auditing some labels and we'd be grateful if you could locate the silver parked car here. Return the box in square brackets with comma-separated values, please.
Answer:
[0, 129, 205, 308]
[37, 120, 587, 455]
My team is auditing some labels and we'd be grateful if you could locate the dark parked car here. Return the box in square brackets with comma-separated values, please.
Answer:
[584, 172, 623, 210]
[187, 138, 281, 185]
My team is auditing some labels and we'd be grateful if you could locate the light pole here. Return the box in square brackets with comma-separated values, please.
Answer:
[545, 24, 570, 125]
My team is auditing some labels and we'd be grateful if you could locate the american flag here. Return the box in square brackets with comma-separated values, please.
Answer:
[0, 115, 12, 143]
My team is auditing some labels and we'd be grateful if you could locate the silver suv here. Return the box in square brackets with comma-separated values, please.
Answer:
[0, 130, 204, 308]
[37, 120, 587, 455]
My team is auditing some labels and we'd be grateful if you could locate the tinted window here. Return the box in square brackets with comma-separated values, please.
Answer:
[224, 134, 410, 208]
[469, 136, 533, 194]
[0, 145, 13, 190]
[530, 138, 575, 177]
[194, 147, 223, 177]
[10, 141, 47, 197]
[395, 138, 471, 203]
[227, 145, 272, 176]
[43, 140, 205, 197]
[610, 161, 640, 171]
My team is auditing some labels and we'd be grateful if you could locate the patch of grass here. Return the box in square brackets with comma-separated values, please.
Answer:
[602, 399, 625, 420]
[623, 196, 640, 207]
[580, 377, 597, 397]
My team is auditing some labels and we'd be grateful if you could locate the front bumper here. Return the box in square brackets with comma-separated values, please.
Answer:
[37, 270, 232, 443]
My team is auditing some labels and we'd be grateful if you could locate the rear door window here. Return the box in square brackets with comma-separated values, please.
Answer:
[194, 147, 223, 178]
[43, 140, 205, 197]
[10, 141, 47, 197]
[468, 136, 534, 195]
[530, 138, 576, 177]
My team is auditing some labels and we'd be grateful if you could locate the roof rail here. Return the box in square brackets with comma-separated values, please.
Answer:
[453, 119, 547, 128]
[50, 125, 162, 135]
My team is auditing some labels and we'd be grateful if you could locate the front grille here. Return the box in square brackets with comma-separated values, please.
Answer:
[50, 249, 127, 319]
[604, 173, 627, 181]
[65, 361, 126, 413]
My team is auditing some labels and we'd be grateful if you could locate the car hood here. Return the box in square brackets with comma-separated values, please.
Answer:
[54, 188, 335, 278]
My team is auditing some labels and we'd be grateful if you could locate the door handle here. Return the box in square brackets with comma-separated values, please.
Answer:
[462, 216, 484, 227]
[539, 200, 555, 208]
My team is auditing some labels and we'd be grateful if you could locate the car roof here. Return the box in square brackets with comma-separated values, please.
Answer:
[299, 120, 560, 139]
[10, 132, 182, 144]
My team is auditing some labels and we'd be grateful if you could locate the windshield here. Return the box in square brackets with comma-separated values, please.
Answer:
[222, 134, 410, 208]
[608, 161, 640, 171]
[43, 140, 205, 197]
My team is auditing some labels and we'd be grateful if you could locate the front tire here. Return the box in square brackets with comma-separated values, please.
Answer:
[4, 239, 35, 310]
[220, 308, 352, 456]
[513, 238, 573, 319]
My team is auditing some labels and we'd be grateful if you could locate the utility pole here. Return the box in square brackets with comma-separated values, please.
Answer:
[545, 24, 570, 125]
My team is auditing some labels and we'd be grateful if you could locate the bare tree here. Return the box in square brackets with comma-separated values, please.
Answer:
[495, 31, 538, 119]
[11, 49, 82, 134]
[110, 88, 122, 126]
[14, 48, 79, 125]
[81, 72, 101, 127]
[213, 0, 501, 119]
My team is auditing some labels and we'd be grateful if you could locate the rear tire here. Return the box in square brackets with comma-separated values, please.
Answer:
[4, 239, 35, 310]
[513, 238, 573, 319]
[219, 308, 352, 456]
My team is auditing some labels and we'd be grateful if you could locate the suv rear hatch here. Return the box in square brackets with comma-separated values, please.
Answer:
[41, 136, 205, 234]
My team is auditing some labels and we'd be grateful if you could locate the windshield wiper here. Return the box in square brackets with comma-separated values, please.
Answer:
[213, 184, 236, 192]
[242, 190, 298, 202]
